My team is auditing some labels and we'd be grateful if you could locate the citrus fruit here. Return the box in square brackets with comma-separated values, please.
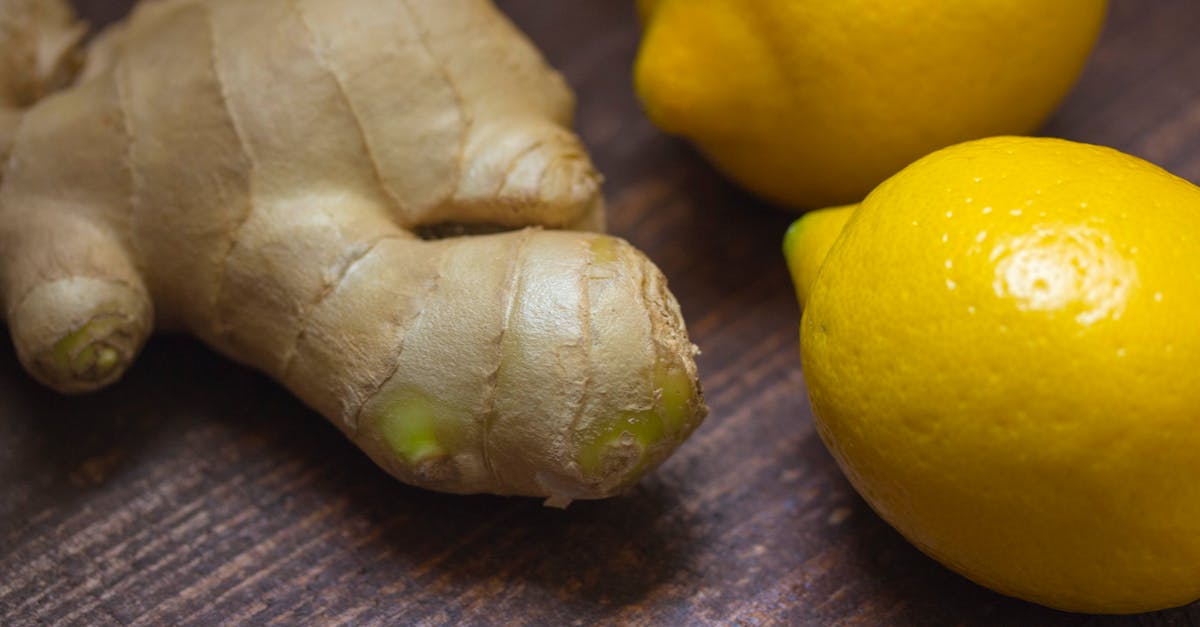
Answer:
[786, 136, 1200, 613]
[635, 0, 1107, 208]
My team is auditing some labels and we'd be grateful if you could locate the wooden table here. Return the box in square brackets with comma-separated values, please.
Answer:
[4, 1, 1200, 624]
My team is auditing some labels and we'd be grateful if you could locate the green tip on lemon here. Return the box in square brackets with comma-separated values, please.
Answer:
[783, 204, 856, 308]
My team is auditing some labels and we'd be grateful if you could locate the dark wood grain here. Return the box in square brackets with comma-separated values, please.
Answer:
[4, 1, 1200, 624]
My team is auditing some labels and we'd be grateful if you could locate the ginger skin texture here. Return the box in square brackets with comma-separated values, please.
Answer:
[0, 0, 706, 505]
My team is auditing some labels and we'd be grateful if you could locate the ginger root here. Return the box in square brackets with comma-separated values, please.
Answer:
[0, 0, 706, 504]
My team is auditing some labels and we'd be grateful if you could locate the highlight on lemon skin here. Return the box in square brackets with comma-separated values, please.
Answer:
[783, 205, 855, 308]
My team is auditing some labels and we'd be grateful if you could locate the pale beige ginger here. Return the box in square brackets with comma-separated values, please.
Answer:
[0, 0, 706, 504]
[0, 0, 82, 162]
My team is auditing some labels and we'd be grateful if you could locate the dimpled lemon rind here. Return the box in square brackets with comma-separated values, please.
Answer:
[635, 0, 1107, 208]
[801, 136, 1200, 613]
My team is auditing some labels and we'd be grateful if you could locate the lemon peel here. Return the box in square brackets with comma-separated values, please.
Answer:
[637, 0, 1107, 208]
[792, 136, 1200, 613]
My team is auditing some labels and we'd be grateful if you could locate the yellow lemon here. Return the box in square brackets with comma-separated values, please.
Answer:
[785, 136, 1200, 614]
[635, 0, 1107, 209]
